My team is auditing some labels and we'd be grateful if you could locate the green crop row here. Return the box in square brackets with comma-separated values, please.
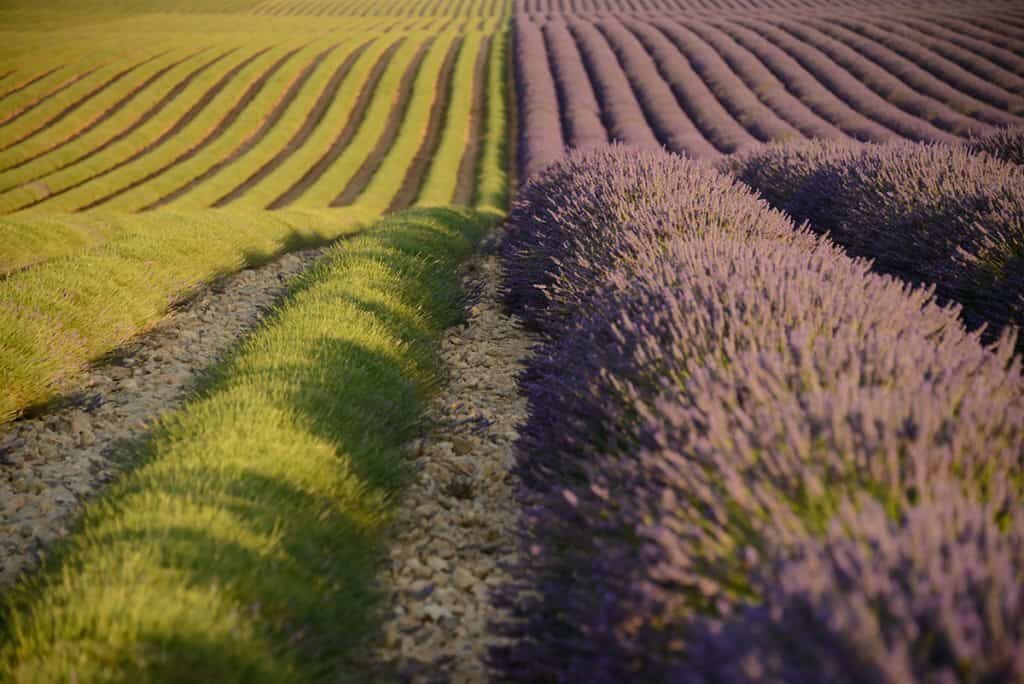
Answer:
[0, 206, 496, 683]
[0, 206, 374, 424]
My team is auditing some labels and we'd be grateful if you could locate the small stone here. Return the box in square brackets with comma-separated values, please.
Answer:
[78, 428, 96, 448]
[426, 556, 448, 574]
[423, 603, 453, 622]
[452, 436, 474, 455]
[18, 524, 32, 539]
[453, 567, 476, 592]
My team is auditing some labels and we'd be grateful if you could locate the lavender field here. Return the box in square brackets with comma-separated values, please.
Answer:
[497, 0, 1024, 681]
[514, 2, 1024, 176]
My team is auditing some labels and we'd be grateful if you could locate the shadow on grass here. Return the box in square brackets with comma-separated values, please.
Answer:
[0, 206, 498, 682]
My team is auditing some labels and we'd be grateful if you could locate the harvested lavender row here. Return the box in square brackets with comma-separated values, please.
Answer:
[721, 137, 1024, 340]
[493, 145, 1024, 682]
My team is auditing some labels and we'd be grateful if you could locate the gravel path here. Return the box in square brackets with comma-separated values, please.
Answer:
[0, 246, 327, 588]
[371, 232, 535, 682]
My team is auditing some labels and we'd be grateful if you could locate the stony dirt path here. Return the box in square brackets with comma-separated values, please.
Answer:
[370, 232, 535, 683]
[0, 247, 326, 588]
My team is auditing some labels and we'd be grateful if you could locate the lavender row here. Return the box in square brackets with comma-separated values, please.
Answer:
[500, 144, 810, 331]
[966, 125, 1024, 166]
[543, 20, 608, 150]
[615, 18, 755, 155]
[730, 18, 955, 143]
[709, 20, 896, 142]
[834, 16, 1024, 114]
[804, 17, 1020, 129]
[772, 18, 993, 138]
[568, 19, 662, 151]
[679, 20, 847, 142]
[515, 14, 565, 178]
[722, 136, 1024, 340]
[495, 145, 1024, 681]
[636, 19, 801, 145]
[594, 18, 726, 158]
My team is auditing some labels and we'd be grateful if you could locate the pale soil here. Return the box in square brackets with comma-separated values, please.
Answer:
[369, 231, 536, 682]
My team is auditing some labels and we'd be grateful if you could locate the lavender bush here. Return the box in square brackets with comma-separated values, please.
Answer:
[684, 490, 1024, 683]
[723, 137, 1024, 340]
[966, 125, 1024, 166]
[501, 144, 812, 332]
[496, 145, 1024, 682]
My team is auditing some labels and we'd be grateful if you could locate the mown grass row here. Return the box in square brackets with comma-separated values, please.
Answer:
[0, 206, 496, 682]
[0, 207, 373, 424]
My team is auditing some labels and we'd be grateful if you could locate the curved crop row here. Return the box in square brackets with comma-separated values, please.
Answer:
[514, 16, 565, 178]
[513, 7, 1024, 196]
[722, 137, 1024, 341]
[254, 37, 405, 208]
[0, 51, 204, 178]
[636, 18, 801, 144]
[329, 37, 439, 208]
[0, 46, 265, 214]
[543, 20, 607, 150]
[78, 44, 308, 211]
[568, 20, 661, 151]
[385, 35, 466, 211]
[619, 18, 755, 154]
[0, 9, 504, 213]
[680, 20, 848, 140]
[0, 49, 233, 205]
[803, 17, 1019, 129]
[0, 205, 374, 424]
[493, 144, 1024, 681]
[420, 32, 489, 206]
[835, 16, 1024, 113]
[732, 18, 953, 142]
[891, 14, 1024, 86]
[0, 55, 164, 156]
[142, 42, 342, 210]
[0, 65, 104, 131]
[769, 18, 989, 138]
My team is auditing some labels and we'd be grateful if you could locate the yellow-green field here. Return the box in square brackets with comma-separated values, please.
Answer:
[1, 1, 509, 679]
[0, 0, 510, 423]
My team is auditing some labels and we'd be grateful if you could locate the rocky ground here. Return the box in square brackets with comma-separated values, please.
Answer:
[0, 247, 327, 587]
[369, 233, 535, 682]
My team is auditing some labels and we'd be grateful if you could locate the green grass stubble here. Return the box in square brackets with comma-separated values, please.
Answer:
[0, 205, 496, 682]
[0, 206, 374, 424]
